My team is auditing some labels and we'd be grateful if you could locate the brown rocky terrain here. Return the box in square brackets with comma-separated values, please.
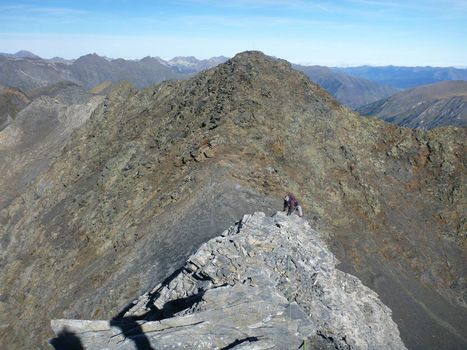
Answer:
[0, 51, 465, 349]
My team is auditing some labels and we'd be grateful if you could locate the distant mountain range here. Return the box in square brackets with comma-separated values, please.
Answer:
[337, 65, 467, 89]
[1, 50, 467, 126]
[0, 51, 399, 110]
[294, 64, 398, 108]
[0, 54, 184, 92]
[357, 80, 467, 129]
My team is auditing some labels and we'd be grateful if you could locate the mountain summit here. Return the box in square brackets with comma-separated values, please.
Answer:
[0, 51, 465, 349]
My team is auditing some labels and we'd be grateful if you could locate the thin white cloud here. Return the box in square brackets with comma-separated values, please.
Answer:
[0, 4, 87, 16]
[28, 7, 88, 16]
[347, 0, 467, 15]
[345, 0, 407, 7]
[179, 0, 339, 12]
[177, 14, 358, 30]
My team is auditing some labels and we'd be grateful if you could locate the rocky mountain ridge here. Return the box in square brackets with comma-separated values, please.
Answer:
[51, 212, 406, 350]
[0, 51, 465, 350]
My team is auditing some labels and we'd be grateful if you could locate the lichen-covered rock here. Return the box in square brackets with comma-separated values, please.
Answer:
[51, 212, 406, 349]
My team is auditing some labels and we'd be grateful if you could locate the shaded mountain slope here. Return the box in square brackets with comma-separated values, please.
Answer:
[0, 84, 102, 209]
[295, 64, 398, 108]
[0, 52, 465, 349]
[0, 56, 76, 93]
[357, 80, 467, 129]
[0, 87, 31, 131]
[29, 81, 92, 105]
[0, 82, 89, 132]
[338, 65, 467, 89]
[51, 212, 406, 350]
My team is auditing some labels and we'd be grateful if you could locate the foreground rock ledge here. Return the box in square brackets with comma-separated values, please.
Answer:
[50, 212, 406, 349]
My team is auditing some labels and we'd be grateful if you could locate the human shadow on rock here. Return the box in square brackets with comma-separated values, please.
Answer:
[110, 316, 155, 350]
[49, 327, 84, 350]
[110, 267, 206, 350]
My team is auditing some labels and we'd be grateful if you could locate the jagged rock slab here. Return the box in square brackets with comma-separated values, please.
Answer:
[51, 212, 406, 349]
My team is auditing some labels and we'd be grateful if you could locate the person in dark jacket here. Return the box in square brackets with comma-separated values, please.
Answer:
[283, 192, 303, 217]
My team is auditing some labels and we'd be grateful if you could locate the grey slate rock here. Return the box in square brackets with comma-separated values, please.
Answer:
[51, 212, 406, 349]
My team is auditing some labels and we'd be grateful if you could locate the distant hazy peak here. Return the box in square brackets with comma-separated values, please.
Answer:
[0, 50, 41, 59]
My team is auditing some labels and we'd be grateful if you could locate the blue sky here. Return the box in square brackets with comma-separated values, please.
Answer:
[0, 0, 466, 66]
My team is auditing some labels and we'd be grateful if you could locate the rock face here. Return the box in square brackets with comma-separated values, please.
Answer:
[51, 212, 406, 350]
[0, 51, 465, 350]
[357, 80, 467, 129]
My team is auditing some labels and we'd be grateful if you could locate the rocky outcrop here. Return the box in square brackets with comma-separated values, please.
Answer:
[51, 212, 406, 349]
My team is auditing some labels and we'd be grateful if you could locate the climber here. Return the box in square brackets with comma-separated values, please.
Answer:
[283, 192, 303, 217]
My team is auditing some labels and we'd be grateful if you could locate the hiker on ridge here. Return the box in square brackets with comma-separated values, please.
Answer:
[283, 192, 303, 217]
